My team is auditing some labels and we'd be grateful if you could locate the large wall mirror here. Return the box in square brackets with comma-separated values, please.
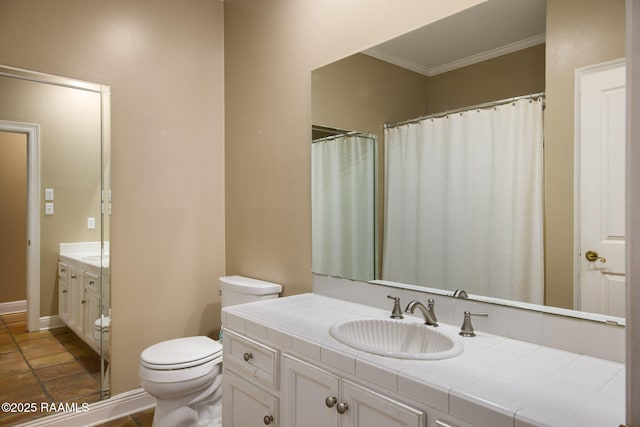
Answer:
[0, 65, 111, 421]
[311, 0, 626, 322]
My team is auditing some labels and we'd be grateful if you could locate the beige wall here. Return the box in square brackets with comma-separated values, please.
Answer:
[0, 77, 102, 316]
[545, 0, 625, 308]
[0, 131, 27, 303]
[429, 44, 546, 113]
[0, 0, 225, 394]
[225, 0, 484, 298]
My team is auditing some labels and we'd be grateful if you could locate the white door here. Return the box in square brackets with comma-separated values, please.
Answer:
[283, 355, 340, 427]
[577, 59, 626, 317]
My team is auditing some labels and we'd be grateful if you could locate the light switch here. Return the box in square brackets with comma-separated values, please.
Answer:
[45, 203, 54, 215]
[87, 217, 96, 229]
[45, 188, 54, 201]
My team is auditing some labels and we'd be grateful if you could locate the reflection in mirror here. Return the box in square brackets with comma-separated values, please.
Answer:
[311, 0, 626, 321]
[311, 127, 377, 282]
[0, 65, 110, 423]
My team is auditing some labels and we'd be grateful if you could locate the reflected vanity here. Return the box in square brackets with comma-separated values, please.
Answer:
[311, 0, 626, 325]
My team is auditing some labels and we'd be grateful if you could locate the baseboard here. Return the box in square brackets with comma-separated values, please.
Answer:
[39, 315, 64, 330]
[15, 388, 156, 427]
[0, 300, 26, 315]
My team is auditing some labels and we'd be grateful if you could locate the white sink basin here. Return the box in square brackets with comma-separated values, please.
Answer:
[329, 319, 463, 360]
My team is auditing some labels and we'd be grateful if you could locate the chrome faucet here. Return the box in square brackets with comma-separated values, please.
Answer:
[405, 300, 438, 326]
[387, 295, 404, 319]
[452, 289, 468, 299]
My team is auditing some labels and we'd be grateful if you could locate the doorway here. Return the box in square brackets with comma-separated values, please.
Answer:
[0, 122, 40, 331]
[575, 59, 626, 317]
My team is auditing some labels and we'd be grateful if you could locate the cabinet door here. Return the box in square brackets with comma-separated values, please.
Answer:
[83, 290, 100, 351]
[223, 370, 278, 427]
[342, 380, 424, 427]
[67, 267, 82, 333]
[282, 355, 340, 427]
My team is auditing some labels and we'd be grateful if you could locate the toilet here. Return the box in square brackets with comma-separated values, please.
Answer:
[139, 275, 282, 427]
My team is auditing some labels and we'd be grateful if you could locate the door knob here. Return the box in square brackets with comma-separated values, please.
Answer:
[585, 250, 606, 263]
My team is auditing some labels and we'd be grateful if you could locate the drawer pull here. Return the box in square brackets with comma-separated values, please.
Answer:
[89, 280, 95, 285]
[81, 300, 86, 304]
[337, 402, 349, 414]
[61, 268, 66, 272]
[71, 274, 77, 279]
[263, 415, 273, 425]
[325, 396, 337, 408]
[243, 352, 253, 362]
[62, 290, 67, 294]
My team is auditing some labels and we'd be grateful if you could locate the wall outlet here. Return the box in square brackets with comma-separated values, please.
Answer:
[87, 217, 96, 229]
[44, 188, 54, 201]
[45, 203, 54, 215]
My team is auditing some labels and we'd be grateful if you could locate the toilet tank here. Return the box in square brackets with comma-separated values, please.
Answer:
[219, 275, 282, 313]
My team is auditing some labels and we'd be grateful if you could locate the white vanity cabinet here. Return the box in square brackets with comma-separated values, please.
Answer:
[57, 256, 105, 354]
[221, 329, 425, 427]
[282, 355, 424, 427]
[222, 330, 279, 426]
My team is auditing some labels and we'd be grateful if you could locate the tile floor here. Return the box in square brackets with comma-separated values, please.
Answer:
[0, 311, 104, 425]
[92, 407, 154, 427]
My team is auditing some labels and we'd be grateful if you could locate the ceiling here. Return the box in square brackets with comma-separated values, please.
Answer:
[364, 0, 546, 76]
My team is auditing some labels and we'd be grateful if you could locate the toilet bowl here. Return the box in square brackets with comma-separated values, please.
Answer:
[139, 276, 282, 426]
[140, 336, 223, 427]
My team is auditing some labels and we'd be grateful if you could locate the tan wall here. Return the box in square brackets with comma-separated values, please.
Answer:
[0, 0, 225, 394]
[429, 44, 546, 113]
[0, 77, 102, 316]
[0, 131, 27, 303]
[545, 0, 626, 308]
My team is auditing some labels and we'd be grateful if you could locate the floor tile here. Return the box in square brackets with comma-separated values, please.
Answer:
[35, 360, 88, 381]
[22, 341, 68, 360]
[43, 371, 100, 401]
[29, 350, 76, 369]
[0, 312, 105, 424]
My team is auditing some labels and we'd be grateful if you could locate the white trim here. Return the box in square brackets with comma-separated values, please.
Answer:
[39, 315, 65, 330]
[14, 389, 156, 427]
[0, 120, 40, 332]
[0, 300, 26, 315]
[365, 33, 546, 77]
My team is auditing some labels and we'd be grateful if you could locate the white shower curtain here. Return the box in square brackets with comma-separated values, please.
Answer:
[312, 134, 375, 282]
[382, 98, 544, 304]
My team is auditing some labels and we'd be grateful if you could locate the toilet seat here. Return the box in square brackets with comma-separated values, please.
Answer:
[141, 336, 223, 371]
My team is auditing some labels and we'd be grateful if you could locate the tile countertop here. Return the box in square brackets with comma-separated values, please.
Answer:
[222, 293, 625, 427]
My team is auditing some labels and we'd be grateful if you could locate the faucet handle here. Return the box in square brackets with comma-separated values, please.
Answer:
[459, 311, 488, 337]
[387, 295, 404, 319]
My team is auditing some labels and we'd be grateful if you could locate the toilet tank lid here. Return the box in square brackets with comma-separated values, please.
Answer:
[220, 275, 282, 295]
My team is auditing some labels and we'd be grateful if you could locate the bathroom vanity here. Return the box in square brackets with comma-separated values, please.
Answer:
[221, 294, 624, 427]
[58, 242, 109, 355]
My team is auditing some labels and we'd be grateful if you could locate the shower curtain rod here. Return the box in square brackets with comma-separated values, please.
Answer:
[383, 92, 545, 130]
[312, 129, 376, 144]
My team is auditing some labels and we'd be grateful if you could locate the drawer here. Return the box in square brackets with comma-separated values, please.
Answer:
[223, 329, 279, 389]
[58, 262, 69, 280]
[84, 271, 99, 293]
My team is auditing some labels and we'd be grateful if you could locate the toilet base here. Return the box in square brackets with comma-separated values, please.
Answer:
[147, 368, 222, 427]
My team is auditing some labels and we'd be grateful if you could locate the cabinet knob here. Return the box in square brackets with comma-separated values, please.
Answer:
[89, 280, 95, 285]
[81, 300, 86, 304]
[325, 396, 337, 408]
[62, 290, 67, 294]
[263, 415, 273, 425]
[71, 274, 77, 279]
[336, 402, 349, 414]
[243, 352, 253, 362]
